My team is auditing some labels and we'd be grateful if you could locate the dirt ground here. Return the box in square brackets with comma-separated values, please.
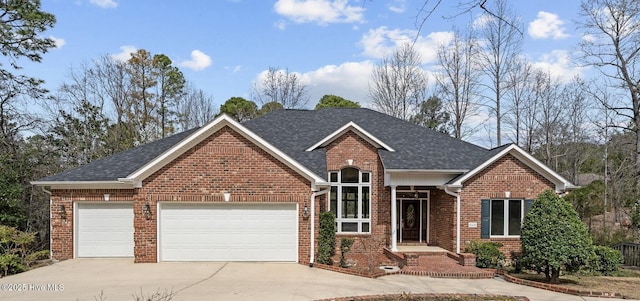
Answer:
[513, 268, 640, 300]
[561, 274, 640, 299]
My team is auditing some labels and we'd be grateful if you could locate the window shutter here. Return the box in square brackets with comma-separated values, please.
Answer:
[481, 199, 490, 238]
[524, 199, 534, 214]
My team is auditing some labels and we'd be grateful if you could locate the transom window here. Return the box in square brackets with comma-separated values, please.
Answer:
[328, 167, 371, 233]
[490, 199, 529, 237]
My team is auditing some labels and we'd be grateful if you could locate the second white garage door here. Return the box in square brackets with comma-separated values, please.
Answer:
[159, 203, 297, 262]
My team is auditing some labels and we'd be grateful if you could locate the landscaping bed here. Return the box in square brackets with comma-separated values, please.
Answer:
[508, 268, 640, 299]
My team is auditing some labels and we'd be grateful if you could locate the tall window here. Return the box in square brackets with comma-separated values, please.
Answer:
[490, 199, 528, 236]
[328, 167, 371, 233]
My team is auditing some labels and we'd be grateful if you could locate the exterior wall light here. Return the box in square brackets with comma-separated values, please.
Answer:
[302, 204, 310, 219]
[58, 204, 67, 220]
[142, 203, 152, 220]
[103, 194, 110, 201]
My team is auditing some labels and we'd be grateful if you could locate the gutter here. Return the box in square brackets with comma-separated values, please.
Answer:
[309, 187, 330, 267]
[441, 185, 462, 254]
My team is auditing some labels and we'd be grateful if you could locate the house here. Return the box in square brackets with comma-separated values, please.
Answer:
[32, 108, 574, 265]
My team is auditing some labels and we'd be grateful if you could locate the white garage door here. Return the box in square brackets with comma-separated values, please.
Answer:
[160, 203, 297, 262]
[76, 202, 134, 257]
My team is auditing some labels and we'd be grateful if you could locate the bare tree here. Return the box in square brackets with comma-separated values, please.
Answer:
[504, 59, 533, 146]
[557, 77, 596, 183]
[253, 67, 309, 109]
[578, 0, 640, 188]
[531, 70, 565, 167]
[435, 30, 481, 139]
[369, 43, 429, 121]
[477, 0, 523, 146]
[177, 83, 217, 130]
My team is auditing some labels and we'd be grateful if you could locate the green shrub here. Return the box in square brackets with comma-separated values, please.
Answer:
[465, 241, 505, 268]
[25, 250, 50, 264]
[521, 190, 594, 284]
[317, 211, 336, 265]
[0, 225, 47, 275]
[591, 245, 623, 275]
[339, 237, 354, 268]
[0, 253, 26, 275]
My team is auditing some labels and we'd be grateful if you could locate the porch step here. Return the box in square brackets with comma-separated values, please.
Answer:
[383, 248, 493, 279]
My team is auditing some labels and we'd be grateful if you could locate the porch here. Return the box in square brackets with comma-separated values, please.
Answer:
[383, 244, 493, 279]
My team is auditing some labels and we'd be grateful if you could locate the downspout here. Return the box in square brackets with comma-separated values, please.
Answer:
[309, 187, 330, 267]
[40, 186, 53, 259]
[443, 186, 461, 254]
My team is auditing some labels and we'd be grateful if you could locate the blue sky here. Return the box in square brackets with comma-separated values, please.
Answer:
[28, 0, 584, 121]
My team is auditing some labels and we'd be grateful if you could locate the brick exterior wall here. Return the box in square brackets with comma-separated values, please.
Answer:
[50, 126, 312, 263]
[458, 154, 555, 256]
[325, 132, 390, 258]
[49, 189, 135, 260]
[48, 124, 558, 266]
[429, 189, 455, 251]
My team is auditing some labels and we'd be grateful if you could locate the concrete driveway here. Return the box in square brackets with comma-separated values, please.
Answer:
[0, 259, 633, 301]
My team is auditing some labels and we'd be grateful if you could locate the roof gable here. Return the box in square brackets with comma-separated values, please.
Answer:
[448, 144, 575, 192]
[126, 114, 327, 188]
[305, 121, 395, 152]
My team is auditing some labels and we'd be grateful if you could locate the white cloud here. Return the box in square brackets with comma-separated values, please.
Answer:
[387, 0, 406, 13]
[582, 34, 596, 43]
[178, 50, 212, 71]
[50, 36, 65, 48]
[528, 11, 569, 40]
[472, 14, 493, 29]
[275, 20, 287, 30]
[110, 45, 137, 62]
[359, 26, 454, 63]
[302, 61, 375, 106]
[273, 0, 365, 25]
[90, 0, 118, 8]
[225, 65, 242, 73]
[531, 50, 584, 82]
[251, 61, 374, 108]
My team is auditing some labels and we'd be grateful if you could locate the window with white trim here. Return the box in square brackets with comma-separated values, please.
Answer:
[328, 167, 371, 233]
[489, 199, 529, 237]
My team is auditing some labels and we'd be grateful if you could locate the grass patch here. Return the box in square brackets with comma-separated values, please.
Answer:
[510, 267, 640, 299]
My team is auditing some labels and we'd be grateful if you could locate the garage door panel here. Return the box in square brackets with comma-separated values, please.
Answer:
[160, 203, 297, 262]
[76, 203, 134, 258]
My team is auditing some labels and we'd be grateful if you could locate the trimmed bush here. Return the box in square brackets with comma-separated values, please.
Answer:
[317, 211, 336, 265]
[591, 245, 623, 275]
[465, 241, 505, 268]
[521, 190, 594, 284]
[339, 237, 354, 268]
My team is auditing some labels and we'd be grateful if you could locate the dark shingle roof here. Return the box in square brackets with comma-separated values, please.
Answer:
[38, 108, 493, 182]
[37, 128, 198, 182]
[242, 108, 490, 176]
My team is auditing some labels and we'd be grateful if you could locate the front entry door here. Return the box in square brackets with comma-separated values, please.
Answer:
[401, 200, 419, 241]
